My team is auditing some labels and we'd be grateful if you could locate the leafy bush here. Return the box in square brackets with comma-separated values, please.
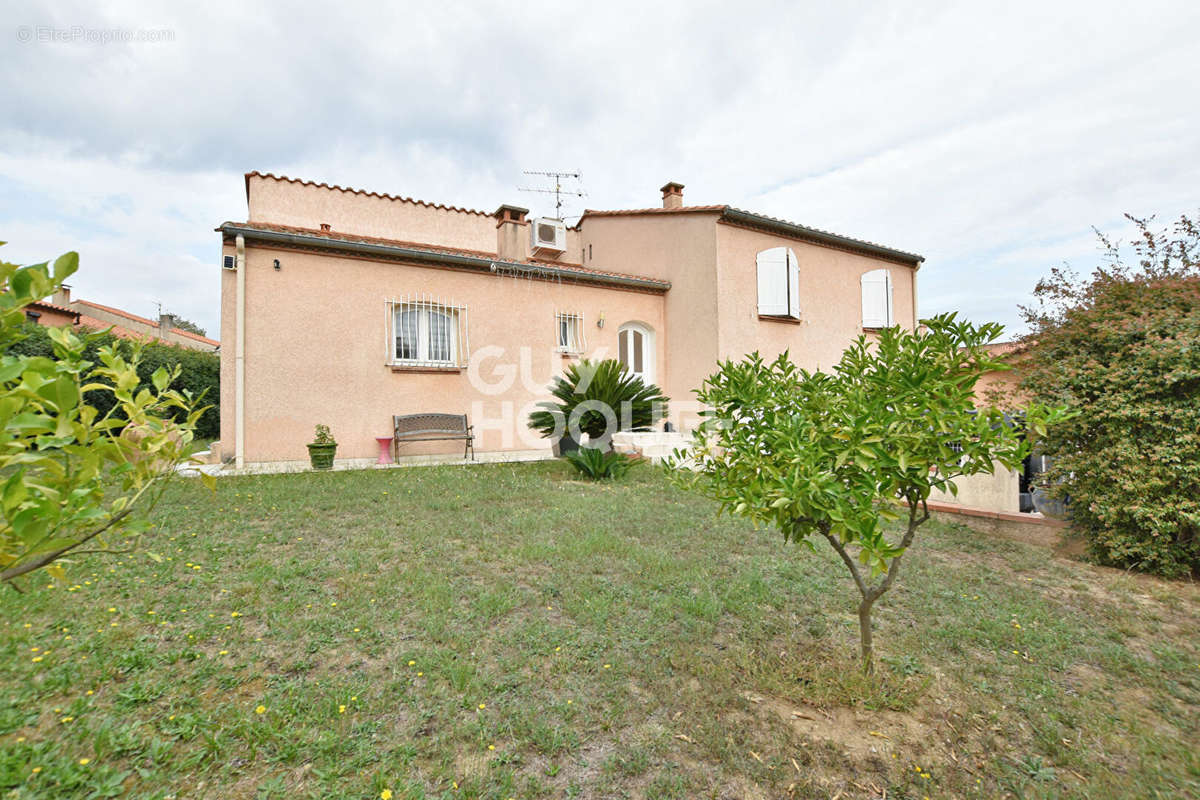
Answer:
[528, 359, 668, 449]
[7, 321, 219, 439]
[1, 246, 209, 586]
[1019, 213, 1200, 577]
[671, 315, 1067, 671]
[564, 447, 637, 480]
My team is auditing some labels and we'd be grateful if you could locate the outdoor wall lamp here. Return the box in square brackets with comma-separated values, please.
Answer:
[273, 259, 281, 271]
[597, 311, 605, 328]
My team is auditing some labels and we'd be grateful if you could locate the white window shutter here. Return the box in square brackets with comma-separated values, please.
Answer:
[885, 271, 894, 326]
[786, 248, 800, 318]
[756, 248, 789, 316]
[861, 269, 890, 328]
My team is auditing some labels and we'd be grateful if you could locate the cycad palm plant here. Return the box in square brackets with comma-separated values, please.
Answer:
[528, 359, 669, 451]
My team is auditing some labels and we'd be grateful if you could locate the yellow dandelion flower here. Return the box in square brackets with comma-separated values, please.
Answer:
[381, 791, 393, 800]
[31, 767, 41, 774]
[488, 744, 495, 751]
[60, 717, 73, 723]
[603, 664, 611, 669]
[417, 672, 423, 677]
[478, 703, 486, 710]
[78, 758, 90, 765]
[255, 705, 266, 715]
[338, 705, 346, 714]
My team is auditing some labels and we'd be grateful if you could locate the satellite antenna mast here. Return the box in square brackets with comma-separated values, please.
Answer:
[518, 169, 587, 220]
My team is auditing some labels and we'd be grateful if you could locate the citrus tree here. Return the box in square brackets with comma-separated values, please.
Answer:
[1, 246, 210, 588]
[671, 315, 1067, 672]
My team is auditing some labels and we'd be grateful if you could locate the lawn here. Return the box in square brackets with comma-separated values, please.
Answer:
[2, 462, 1197, 799]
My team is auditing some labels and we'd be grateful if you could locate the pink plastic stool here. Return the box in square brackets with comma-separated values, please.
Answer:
[375, 436, 393, 465]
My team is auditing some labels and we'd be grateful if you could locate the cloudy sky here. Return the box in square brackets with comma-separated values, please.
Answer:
[3, 1, 1197, 339]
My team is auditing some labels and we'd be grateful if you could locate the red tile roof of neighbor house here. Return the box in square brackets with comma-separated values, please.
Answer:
[244, 172, 493, 217]
[73, 300, 220, 346]
[27, 299, 80, 317]
[218, 221, 673, 292]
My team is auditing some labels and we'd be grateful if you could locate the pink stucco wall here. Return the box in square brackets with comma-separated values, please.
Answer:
[578, 211, 721, 417]
[220, 243, 665, 462]
[222, 176, 924, 464]
[713, 222, 918, 371]
[246, 174, 498, 255]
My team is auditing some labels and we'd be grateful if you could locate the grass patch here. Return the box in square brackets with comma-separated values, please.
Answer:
[1, 462, 1197, 798]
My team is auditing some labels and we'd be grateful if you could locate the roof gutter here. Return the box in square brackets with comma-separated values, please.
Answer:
[217, 224, 671, 292]
[721, 208, 924, 267]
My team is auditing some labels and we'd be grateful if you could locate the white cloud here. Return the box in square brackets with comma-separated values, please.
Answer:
[2, 0, 1198, 337]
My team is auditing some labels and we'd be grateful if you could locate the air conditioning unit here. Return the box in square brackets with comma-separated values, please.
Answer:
[530, 217, 567, 252]
[222, 254, 237, 270]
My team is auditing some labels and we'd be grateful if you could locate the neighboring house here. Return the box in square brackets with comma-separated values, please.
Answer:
[218, 172, 925, 467]
[46, 287, 219, 352]
[24, 299, 80, 328]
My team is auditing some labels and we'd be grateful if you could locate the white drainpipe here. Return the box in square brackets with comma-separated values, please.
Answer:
[235, 234, 246, 469]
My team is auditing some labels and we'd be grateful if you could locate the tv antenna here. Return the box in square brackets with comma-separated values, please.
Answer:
[519, 170, 587, 220]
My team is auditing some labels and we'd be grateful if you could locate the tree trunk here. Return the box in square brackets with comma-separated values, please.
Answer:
[858, 595, 876, 674]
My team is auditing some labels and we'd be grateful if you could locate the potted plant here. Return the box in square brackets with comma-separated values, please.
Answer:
[307, 424, 337, 470]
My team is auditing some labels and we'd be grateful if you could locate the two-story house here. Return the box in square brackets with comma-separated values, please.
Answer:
[216, 173, 923, 467]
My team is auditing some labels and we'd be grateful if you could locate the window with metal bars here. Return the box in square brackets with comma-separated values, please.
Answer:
[555, 311, 585, 354]
[387, 296, 468, 367]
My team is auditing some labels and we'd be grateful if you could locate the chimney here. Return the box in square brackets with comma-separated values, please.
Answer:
[53, 285, 71, 306]
[159, 313, 176, 336]
[493, 204, 530, 262]
[660, 181, 685, 209]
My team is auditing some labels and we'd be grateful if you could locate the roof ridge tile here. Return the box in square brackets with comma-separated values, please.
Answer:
[245, 172, 493, 217]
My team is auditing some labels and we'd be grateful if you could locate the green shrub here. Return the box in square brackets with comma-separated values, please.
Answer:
[671, 315, 1067, 671]
[6, 321, 219, 440]
[1019, 213, 1200, 577]
[564, 447, 637, 480]
[528, 359, 668, 449]
[1, 247, 209, 586]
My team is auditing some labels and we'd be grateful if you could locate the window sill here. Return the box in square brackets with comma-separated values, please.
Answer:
[758, 314, 801, 324]
[556, 349, 584, 358]
[388, 363, 463, 373]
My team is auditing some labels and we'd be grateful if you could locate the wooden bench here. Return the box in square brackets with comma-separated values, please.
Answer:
[393, 413, 474, 460]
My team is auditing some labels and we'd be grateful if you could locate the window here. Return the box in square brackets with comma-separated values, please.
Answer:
[618, 322, 654, 384]
[388, 296, 468, 367]
[756, 247, 800, 319]
[860, 269, 894, 328]
[556, 311, 585, 354]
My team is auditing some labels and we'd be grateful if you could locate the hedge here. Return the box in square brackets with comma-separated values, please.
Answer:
[7, 322, 220, 440]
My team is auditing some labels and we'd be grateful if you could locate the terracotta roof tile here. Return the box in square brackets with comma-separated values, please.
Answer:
[28, 300, 79, 316]
[580, 204, 923, 265]
[245, 171, 492, 217]
[221, 221, 671, 290]
[580, 205, 728, 217]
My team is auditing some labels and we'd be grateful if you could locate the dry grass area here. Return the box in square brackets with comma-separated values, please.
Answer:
[1, 461, 1197, 799]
